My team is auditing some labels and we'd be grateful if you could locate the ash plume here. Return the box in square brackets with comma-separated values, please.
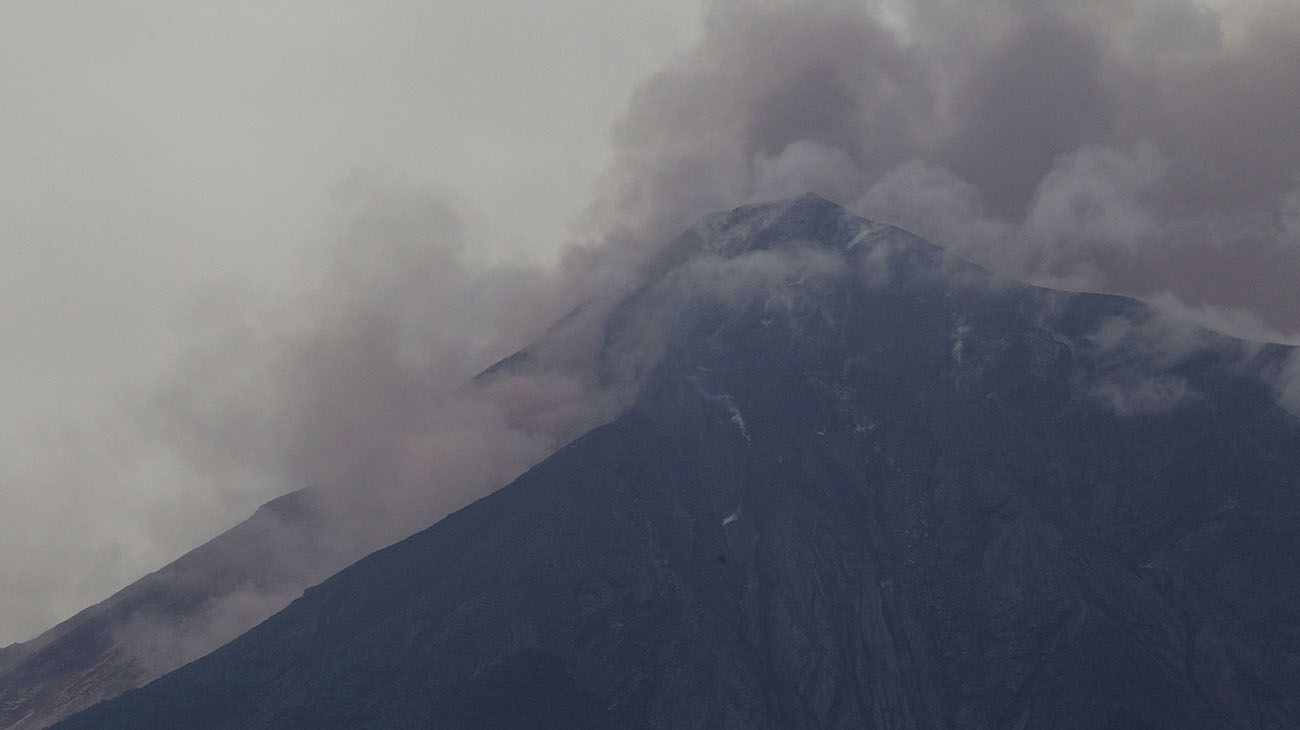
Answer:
[590, 0, 1300, 336]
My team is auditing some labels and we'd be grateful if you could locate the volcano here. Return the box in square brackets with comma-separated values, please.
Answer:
[37, 195, 1300, 728]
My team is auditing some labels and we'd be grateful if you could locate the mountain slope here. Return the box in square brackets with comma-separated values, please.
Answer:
[58, 196, 1300, 729]
[0, 490, 338, 730]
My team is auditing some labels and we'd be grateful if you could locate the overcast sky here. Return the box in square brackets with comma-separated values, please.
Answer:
[0, 1, 700, 646]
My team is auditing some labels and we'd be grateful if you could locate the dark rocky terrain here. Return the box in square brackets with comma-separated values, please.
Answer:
[42, 196, 1300, 728]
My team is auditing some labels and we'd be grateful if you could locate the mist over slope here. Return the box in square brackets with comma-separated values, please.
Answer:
[58, 197, 1300, 729]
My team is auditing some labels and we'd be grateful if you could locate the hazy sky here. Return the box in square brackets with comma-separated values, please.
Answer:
[1, 1, 700, 414]
[3, 0, 1297, 648]
[0, 1, 699, 645]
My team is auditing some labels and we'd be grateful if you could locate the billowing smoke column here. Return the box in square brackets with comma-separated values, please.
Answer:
[590, 0, 1300, 338]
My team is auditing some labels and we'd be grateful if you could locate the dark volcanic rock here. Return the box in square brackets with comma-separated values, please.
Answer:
[56, 196, 1300, 729]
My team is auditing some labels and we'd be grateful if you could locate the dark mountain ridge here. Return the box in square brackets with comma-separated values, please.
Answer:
[55, 196, 1300, 728]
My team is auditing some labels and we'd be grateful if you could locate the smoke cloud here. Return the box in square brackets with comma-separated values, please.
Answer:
[2, 182, 627, 687]
[588, 0, 1300, 336]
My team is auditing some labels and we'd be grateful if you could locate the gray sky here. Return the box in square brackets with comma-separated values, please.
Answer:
[0, 1, 699, 645]
[3, 0, 1297, 648]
